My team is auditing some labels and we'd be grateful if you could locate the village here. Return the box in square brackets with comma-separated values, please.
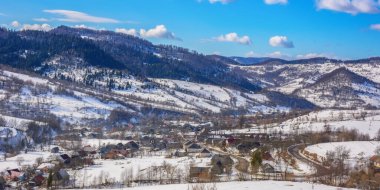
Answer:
[2, 115, 380, 190]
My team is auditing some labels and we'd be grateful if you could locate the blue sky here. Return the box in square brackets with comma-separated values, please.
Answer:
[0, 0, 380, 60]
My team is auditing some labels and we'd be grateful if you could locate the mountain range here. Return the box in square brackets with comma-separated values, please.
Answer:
[0, 26, 380, 124]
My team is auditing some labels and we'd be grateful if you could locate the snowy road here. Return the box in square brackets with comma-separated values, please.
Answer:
[288, 144, 330, 177]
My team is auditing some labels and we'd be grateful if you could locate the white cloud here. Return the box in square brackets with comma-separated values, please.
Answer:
[43, 10, 119, 23]
[115, 28, 139, 36]
[140, 25, 181, 40]
[115, 25, 180, 40]
[268, 51, 282, 58]
[73, 24, 95, 30]
[296, 53, 326, 59]
[214, 32, 252, 45]
[370, 23, 380, 31]
[11, 21, 20, 28]
[264, 0, 288, 5]
[21, 23, 53, 31]
[197, 0, 234, 4]
[269, 35, 294, 48]
[316, 0, 380, 15]
[209, 0, 234, 4]
[267, 51, 291, 59]
[245, 51, 260, 57]
[33, 18, 50, 22]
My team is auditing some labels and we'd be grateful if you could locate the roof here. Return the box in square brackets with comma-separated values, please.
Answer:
[184, 141, 193, 146]
[83, 146, 97, 152]
[37, 163, 55, 170]
[200, 148, 211, 154]
[33, 175, 45, 183]
[262, 163, 274, 169]
[370, 155, 380, 162]
[262, 152, 274, 161]
[58, 169, 69, 178]
[7, 169, 20, 174]
[188, 143, 202, 149]
[60, 154, 70, 160]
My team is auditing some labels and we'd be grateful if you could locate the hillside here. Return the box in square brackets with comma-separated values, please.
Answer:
[0, 27, 260, 92]
[238, 59, 380, 108]
[294, 68, 380, 108]
[1, 26, 380, 111]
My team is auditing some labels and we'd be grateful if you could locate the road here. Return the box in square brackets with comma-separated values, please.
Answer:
[288, 144, 330, 177]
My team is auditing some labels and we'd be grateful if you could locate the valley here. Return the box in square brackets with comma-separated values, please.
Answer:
[0, 26, 380, 190]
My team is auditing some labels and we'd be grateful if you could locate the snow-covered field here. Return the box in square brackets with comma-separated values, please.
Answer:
[305, 141, 380, 160]
[213, 110, 380, 138]
[0, 114, 39, 131]
[275, 110, 380, 137]
[81, 138, 133, 148]
[0, 151, 53, 171]
[80, 181, 355, 190]
[3, 70, 49, 85]
[71, 155, 211, 187]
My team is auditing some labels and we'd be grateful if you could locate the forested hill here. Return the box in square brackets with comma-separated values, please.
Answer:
[0, 26, 261, 92]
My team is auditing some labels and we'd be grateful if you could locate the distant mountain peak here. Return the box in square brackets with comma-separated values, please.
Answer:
[312, 67, 377, 87]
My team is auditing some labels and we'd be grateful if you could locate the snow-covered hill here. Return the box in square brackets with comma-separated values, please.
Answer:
[0, 66, 292, 127]
[294, 68, 380, 108]
[239, 61, 380, 108]
[305, 141, 380, 160]
[212, 109, 380, 138]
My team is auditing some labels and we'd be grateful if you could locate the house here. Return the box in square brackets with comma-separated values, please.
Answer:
[226, 137, 241, 146]
[100, 144, 118, 155]
[211, 154, 234, 175]
[261, 163, 275, 173]
[186, 143, 203, 153]
[125, 141, 139, 152]
[197, 148, 212, 158]
[59, 154, 71, 164]
[140, 136, 154, 147]
[370, 155, 380, 173]
[174, 150, 187, 157]
[167, 142, 182, 150]
[189, 166, 211, 182]
[236, 142, 260, 154]
[51, 147, 60, 153]
[205, 138, 224, 146]
[37, 163, 55, 173]
[30, 175, 45, 187]
[5, 169, 24, 182]
[262, 151, 274, 161]
[183, 141, 193, 149]
[53, 169, 70, 186]
[103, 149, 129, 159]
[153, 140, 167, 151]
[82, 146, 97, 155]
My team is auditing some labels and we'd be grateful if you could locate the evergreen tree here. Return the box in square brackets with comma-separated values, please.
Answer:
[250, 149, 263, 174]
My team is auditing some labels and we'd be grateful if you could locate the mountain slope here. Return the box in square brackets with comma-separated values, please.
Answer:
[294, 67, 380, 108]
[0, 27, 261, 92]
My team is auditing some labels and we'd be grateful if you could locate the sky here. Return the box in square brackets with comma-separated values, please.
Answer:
[0, 0, 380, 60]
